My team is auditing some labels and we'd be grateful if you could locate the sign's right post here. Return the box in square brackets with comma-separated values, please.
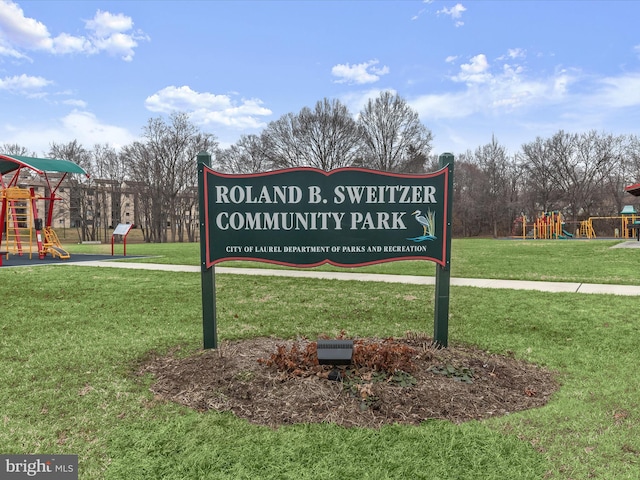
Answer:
[434, 152, 454, 347]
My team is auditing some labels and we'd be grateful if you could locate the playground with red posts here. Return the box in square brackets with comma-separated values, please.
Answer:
[0, 154, 88, 266]
[512, 182, 640, 241]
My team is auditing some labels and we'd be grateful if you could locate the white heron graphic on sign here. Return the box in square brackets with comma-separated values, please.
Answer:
[407, 209, 436, 242]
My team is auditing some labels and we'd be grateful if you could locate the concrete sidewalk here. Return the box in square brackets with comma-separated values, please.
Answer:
[75, 260, 640, 296]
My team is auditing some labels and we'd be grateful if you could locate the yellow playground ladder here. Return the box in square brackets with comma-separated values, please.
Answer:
[579, 219, 596, 239]
[2, 187, 35, 258]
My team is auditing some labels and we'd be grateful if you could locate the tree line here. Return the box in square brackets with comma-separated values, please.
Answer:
[455, 131, 640, 237]
[2, 90, 640, 241]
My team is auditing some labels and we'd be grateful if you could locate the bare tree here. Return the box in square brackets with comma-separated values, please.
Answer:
[48, 140, 96, 241]
[0, 144, 35, 186]
[548, 131, 613, 220]
[593, 133, 630, 215]
[216, 134, 269, 174]
[294, 98, 360, 170]
[1, 144, 34, 156]
[93, 143, 126, 240]
[623, 135, 640, 213]
[505, 157, 526, 232]
[520, 136, 562, 216]
[124, 112, 216, 242]
[121, 141, 155, 242]
[474, 136, 512, 237]
[357, 91, 433, 172]
[260, 113, 301, 169]
[627, 135, 640, 183]
[452, 151, 486, 237]
[520, 130, 625, 233]
[260, 98, 360, 171]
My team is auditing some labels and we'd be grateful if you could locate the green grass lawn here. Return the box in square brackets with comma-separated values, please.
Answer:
[1, 239, 640, 479]
[74, 238, 640, 285]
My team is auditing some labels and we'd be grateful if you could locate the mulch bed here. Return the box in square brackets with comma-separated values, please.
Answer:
[137, 336, 559, 429]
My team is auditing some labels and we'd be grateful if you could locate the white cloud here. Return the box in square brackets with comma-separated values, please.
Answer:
[331, 59, 390, 85]
[0, 0, 148, 61]
[62, 99, 88, 108]
[590, 73, 640, 109]
[412, 53, 577, 121]
[411, 10, 424, 21]
[84, 10, 148, 62]
[0, 42, 25, 59]
[497, 48, 526, 61]
[0, 110, 137, 155]
[552, 69, 572, 96]
[507, 48, 526, 59]
[339, 88, 395, 117]
[51, 32, 91, 55]
[0, 73, 51, 92]
[408, 49, 640, 154]
[439, 3, 466, 18]
[453, 54, 491, 84]
[145, 86, 272, 129]
[410, 90, 478, 120]
[411, 0, 435, 21]
[145, 86, 231, 112]
[85, 10, 133, 38]
[0, 0, 52, 53]
[437, 3, 466, 27]
[91, 32, 140, 62]
[60, 110, 137, 148]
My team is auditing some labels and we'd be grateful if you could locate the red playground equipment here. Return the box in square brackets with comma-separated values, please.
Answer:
[512, 211, 574, 239]
[513, 207, 639, 240]
[0, 155, 88, 263]
[512, 183, 640, 240]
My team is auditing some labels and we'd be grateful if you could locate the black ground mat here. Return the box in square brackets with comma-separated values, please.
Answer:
[0, 253, 145, 267]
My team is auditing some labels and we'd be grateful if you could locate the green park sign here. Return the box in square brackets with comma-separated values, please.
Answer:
[198, 152, 454, 350]
[201, 166, 450, 267]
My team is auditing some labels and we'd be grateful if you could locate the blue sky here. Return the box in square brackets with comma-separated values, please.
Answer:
[2, 0, 640, 158]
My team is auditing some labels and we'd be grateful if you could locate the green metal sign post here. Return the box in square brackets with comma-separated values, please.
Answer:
[434, 153, 454, 347]
[198, 155, 454, 349]
[198, 151, 217, 349]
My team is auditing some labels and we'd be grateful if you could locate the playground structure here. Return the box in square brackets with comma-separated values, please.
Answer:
[512, 207, 639, 240]
[0, 155, 88, 262]
[511, 182, 640, 240]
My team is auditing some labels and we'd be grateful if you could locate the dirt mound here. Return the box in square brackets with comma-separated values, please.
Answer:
[138, 336, 558, 428]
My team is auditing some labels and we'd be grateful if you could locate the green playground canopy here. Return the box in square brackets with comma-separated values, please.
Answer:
[0, 154, 88, 176]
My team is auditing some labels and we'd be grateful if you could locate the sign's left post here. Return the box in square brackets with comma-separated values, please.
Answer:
[198, 151, 217, 349]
